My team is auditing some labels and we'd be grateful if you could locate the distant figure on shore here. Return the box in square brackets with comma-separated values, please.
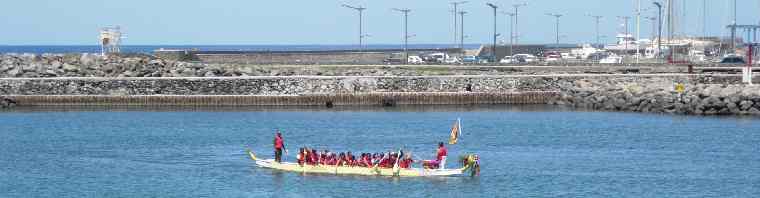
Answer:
[273, 131, 287, 163]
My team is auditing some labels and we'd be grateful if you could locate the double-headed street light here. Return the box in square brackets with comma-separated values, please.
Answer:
[342, 4, 367, 52]
[617, 16, 632, 52]
[546, 13, 563, 45]
[451, 1, 468, 49]
[459, 11, 468, 57]
[511, 3, 528, 46]
[393, 8, 412, 64]
[586, 14, 603, 47]
[486, 3, 498, 62]
[501, 11, 516, 56]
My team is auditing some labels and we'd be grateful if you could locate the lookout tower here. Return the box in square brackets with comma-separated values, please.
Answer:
[99, 26, 123, 56]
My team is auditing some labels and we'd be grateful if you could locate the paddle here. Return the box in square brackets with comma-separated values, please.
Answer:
[392, 149, 402, 176]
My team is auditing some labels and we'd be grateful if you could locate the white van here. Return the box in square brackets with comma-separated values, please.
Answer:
[408, 56, 425, 64]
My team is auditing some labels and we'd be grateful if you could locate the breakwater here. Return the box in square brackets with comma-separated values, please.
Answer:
[554, 77, 760, 115]
[1, 75, 758, 115]
[2, 53, 759, 116]
[3, 53, 756, 79]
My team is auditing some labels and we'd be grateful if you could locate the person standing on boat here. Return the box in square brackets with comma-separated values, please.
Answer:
[436, 142, 448, 169]
[273, 131, 286, 163]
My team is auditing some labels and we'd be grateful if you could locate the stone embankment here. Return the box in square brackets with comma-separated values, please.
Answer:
[0, 53, 748, 78]
[554, 77, 760, 116]
[0, 53, 530, 78]
[2, 53, 760, 116]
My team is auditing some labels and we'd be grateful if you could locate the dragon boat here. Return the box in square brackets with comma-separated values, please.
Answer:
[247, 150, 479, 177]
[248, 119, 479, 177]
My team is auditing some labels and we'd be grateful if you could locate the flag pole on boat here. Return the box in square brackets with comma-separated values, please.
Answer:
[393, 148, 403, 176]
[457, 118, 462, 143]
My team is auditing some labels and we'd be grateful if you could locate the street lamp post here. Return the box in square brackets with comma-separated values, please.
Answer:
[636, 0, 641, 64]
[393, 8, 412, 64]
[342, 4, 367, 52]
[487, 3, 498, 62]
[512, 3, 527, 47]
[653, 2, 663, 58]
[702, 0, 707, 38]
[459, 11, 468, 57]
[732, 0, 737, 50]
[645, 16, 657, 41]
[546, 13, 563, 46]
[451, 1, 468, 49]
[502, 11, 515, 56]
[588, 15, 603, 47]
[617, 16, 632, 54]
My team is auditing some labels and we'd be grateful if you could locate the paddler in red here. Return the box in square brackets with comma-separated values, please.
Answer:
[310, 149, 319, 165]
[273, 131, 286, 163]
[399, 152, 414, 169]
[297, 147, 306, 165]
[436, 142, 448, 169]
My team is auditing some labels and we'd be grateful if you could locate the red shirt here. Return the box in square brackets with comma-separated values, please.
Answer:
[274, 136, 283, 149]
[310, 153, 318, 165]
[437, 147, 447, 161]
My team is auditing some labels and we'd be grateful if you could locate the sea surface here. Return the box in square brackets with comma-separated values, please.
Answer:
[1, 105, 759, 197]
[0, 44, 483, 54]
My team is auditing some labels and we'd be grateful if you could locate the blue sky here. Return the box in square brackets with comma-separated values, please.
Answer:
[0, 0, 758, 45]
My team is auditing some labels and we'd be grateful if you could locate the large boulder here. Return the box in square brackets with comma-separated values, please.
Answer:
[62, 63, 79, 72]
[1, 97, 17, 108]
[739, 100, 754, 111]
[79, 53, 100, 66]
[749, 107, 760, 115]
[0, 64, 13, 73]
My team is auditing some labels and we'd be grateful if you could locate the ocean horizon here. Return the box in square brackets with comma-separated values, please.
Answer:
[0, 44, 485, 54]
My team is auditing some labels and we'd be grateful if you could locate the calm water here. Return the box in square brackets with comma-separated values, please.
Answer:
[1, 105, 759, 197]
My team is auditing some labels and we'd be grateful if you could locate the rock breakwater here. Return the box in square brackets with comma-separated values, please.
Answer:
[1, 53, 526, 77]
[0, 53, 742, 78]
[555, 77, 760, 116]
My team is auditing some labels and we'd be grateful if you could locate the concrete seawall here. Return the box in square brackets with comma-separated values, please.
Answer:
[1, 74, 741, 95]
[5, 92, 557, 106]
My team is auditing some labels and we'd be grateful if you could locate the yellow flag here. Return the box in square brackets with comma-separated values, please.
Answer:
[449, 119, 461, 145]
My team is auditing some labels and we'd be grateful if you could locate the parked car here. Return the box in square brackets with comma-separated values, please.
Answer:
[587, 52, 609, 61]
[499, 56, 514, 64]
[420, 54, 438, 63]
[443, 57, 462, 64]
[513, 54, 537, 63]
[427, 53, 449, 63]
[383, 58, 403, 64]
[478, 56, 491, 64]
[599, 55, 623, 64]
[462, 56, 479, 63]
[720, 56, 745, 64]
[545, 54, 562, 62]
